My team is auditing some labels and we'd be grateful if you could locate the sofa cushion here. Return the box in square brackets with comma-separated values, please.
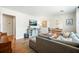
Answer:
[70, 32, 79, 43]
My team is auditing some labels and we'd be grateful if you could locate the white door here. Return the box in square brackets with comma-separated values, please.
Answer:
[3, 14, 13, 35]
[13, 17, 16, 35]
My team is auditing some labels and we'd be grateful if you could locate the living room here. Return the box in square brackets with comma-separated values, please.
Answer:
[0, 6, 79, 53]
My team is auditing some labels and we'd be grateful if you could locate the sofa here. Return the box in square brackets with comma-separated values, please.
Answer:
[29, 34, 79, 53]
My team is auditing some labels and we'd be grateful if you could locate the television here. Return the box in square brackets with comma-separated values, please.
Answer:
[29, 20, 37, 26]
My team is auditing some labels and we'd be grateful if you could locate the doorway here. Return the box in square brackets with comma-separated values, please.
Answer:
[2, 14, 16, 35]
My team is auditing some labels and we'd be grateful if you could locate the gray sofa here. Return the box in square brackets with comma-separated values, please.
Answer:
[29, 34, 79, 53]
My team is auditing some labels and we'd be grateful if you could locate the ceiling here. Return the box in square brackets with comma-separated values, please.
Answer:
[2, 6, 77, 16]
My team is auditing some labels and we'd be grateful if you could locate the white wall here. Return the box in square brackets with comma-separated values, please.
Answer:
[76, 8, 79, 33]
[48, 13, 76, 32]
[0, 7, 50, 39]
[0, 7, 30, 39]
[29, 13, 76, 33]
[0, 7, 76, 39]
[38, 17, 49, 34]
[28, 16, 49, 33]
[0, 12, 1, 31]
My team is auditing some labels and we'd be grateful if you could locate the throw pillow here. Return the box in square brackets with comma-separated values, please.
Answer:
[76, 33, 79, 39]
[70, 32, 79, 43]
[52, 33, 58, 39]
[63, 32, 70, 38]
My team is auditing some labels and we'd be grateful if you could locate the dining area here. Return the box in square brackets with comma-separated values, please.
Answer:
[0, 32, 16, 53]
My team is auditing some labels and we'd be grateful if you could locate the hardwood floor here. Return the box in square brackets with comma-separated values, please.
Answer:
[13, 38, 35, 53]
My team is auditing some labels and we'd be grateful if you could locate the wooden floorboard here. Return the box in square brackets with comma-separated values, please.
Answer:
[13, 38, 35, 53]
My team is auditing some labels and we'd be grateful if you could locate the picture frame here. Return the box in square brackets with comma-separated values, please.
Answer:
[66, 18, 73, 25]
[29, 19, 37, 26]
[42, 20, 47, 28]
